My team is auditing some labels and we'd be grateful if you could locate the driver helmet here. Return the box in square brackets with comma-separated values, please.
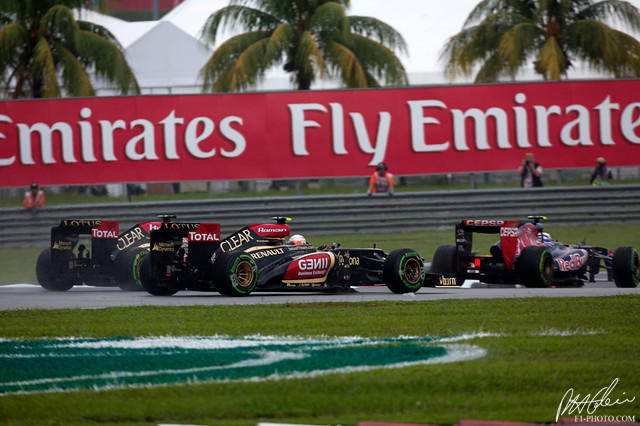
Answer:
[542, 232, 552, 242]
[288, 234, 306, 245]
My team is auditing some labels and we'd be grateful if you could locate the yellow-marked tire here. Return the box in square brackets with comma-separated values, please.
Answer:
[213, 252, 258, 296]
[383, 249, 425, 294]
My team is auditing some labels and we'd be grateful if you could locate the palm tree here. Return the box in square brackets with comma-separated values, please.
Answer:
[200, 0, 408, 92]
[0, 0, 139, 98]
[442, 0, 640, 82]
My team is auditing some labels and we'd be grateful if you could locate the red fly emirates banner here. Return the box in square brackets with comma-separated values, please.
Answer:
[1, 79, 640, 188]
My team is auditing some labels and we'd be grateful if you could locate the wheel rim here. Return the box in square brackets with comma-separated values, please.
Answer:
[234, 261, 255, 289]
[403, 258, 422, 285]
[541, 253, 554, 282]
[633, 252, 640, 284]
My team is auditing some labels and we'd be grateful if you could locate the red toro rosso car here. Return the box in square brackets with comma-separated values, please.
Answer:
[35, 219, 161, 291]
[429, 217, 639, 288]
[139, 217, 425, 296]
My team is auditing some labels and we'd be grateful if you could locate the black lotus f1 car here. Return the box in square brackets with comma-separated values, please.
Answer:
[429, 217, 639, 288]
[139, 217, 426, 296]
[35, 219, 161, 291]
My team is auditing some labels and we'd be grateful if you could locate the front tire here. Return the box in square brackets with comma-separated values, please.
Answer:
[36, 248, 75, 292]
[212, 252, 258, 296]
[517, 246, 553, 288]
[383, 249, 425, 294]
[612, 247, 639, 288]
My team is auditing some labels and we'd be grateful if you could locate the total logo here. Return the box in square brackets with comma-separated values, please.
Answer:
[91, 228, 118, 239]
[187, 231, 220, 242]
[0, 335, 486, 395]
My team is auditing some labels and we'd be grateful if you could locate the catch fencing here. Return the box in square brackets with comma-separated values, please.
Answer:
[1, 184, 639, 248]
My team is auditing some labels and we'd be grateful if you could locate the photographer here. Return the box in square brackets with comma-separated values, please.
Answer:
[590, 157, 613, 186]
[517, 153, 543, 188]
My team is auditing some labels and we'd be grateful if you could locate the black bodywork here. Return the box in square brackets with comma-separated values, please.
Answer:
[35, 219, 159, 291]
[140, 217, 425, 296]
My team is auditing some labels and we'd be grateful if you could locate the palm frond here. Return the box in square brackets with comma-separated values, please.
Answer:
[264, 22, 293, 65]
[536, 36, 567, 79]
[348, 16, 407, 55]
[77, 30, 139, 95]
[200, 5, 279, 46]
[201, 31, 271, 92]
[0, 22, 26, 71]
[55, 42, 94, 96]
[326, 39, 367, 88]
[32, 36, 61, 97]
[348, 34, 407, 86]
[40, 4, 80, 49]
[567, 19, 640, 77]
[294, 30, 325, 84]
[498, 22, 539, 70]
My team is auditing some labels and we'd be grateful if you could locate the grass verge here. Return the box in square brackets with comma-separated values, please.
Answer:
[0, 297, 639, 425]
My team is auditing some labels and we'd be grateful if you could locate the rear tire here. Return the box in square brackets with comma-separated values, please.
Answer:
[431, 245, 457, 273]
[517, 246, 553, 288]
[383, 249, 425, 294]
[115, 249, 148, 291]
[612, 247, 639, 288]
[212, 252, 258, 296]
[36, 248, 75, 292]
[138, 255, 180, 296]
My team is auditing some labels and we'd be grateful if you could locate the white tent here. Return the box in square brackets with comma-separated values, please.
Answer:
[77, 8, 213, 95]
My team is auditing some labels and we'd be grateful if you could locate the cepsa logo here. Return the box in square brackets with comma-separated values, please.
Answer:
[464, 219, 507, 226]
[284, 253, 334, 280]
[500, 226, 518, 237]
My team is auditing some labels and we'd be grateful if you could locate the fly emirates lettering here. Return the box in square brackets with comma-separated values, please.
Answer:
[1, 93, 639, 168]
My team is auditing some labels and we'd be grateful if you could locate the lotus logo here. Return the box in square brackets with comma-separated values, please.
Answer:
[0, 335, 486, 395]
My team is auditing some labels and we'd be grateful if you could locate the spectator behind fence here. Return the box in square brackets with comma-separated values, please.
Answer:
[590, 157, 613, 186]
[368, 162, 394, 195]
[517, 153, 543, 188]
[23, 182, 45, 211]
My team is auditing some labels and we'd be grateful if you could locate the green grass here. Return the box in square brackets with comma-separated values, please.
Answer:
[0, 297, 639, 425]
[3, 224, 640, 285]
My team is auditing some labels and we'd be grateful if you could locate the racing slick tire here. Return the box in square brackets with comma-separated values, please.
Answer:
[212, 252, 258, 296]
[612, 247, 640, 288]
[114, 249, 148, 291]
[517, 246, 553, 288]
[36, 248, 76, 292]
[431, 245, 457, 273]
[138, 255, 180, 296]
[383, 249, 425, 294]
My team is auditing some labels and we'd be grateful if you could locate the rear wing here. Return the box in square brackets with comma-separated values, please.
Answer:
[51, 219, 119, 265]
[456, 219, 520, 269]
[458, 219, 519, 233]
[149, 222, 221, 270]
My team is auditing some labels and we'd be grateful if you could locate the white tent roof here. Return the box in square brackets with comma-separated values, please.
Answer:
[77, 7, 212, 93]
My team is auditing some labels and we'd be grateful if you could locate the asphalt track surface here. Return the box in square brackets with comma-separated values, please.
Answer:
[1, 272, 638, 310]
